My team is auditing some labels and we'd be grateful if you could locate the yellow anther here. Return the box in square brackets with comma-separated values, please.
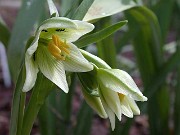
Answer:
[48, 34, 70, 60]
[48, 42, 61, 54]
[118, 93, 125, 101]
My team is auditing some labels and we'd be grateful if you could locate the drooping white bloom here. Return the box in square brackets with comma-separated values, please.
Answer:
[97, 68, 147, 130]
[22, 17, 94, 93]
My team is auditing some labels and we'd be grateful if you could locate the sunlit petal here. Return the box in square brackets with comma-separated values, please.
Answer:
[36, 45, 69, 93]
[38, 17, 94, 42]
[22, 54, 39, 92]
[120, 97, 133, 118]
[63, 43, 93, 72]
[100, 90, 116, 130]
[98, 69, 147, 101]
[126, 96, 140, 115]
[99, 83, 122, 121]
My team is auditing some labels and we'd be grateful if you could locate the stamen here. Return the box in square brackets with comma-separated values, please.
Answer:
[118, 93, 125, 101]
[48, 34, 70, 60]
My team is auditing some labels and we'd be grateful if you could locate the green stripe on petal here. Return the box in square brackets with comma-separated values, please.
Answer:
[36, 45, 69, 93]
[82, 88, 107, 118]
[80, 49, 111, 69]
[23, 54, 39, 92]
[97, 69, 147, 101]
[63, 43, 93, 72]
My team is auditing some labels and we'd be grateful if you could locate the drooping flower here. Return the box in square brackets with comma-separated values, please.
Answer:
[97, 68, 147, 130]
[22, 17, 94, 93]
[79, 50, 147, 130]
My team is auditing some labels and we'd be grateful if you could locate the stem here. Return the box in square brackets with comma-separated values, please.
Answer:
[21, 73, 54, 135]
[16, 92, 26, 135]
[9, 66, 26, 135]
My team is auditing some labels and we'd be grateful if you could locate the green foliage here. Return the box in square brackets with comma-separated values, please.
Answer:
[0, 20, 10, 47]
[7, 0, 46, 81]
[3, 0, 179, 135]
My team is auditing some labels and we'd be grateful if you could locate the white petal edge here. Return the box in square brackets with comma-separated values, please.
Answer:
[36, 45, 69, 93]
[63, 43, 93, 72]
[47, 0, 59, 17]
[80, 49, 111, 69]
[22, 53, 39, 92]
[98, 69, 148, 101]
[100, 90, 116, 130]
[120, 97, 133, 118]
[38, 17, 94, 42]
[126, 96, 140, 115]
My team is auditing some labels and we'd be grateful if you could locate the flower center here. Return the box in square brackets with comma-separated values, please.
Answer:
[48, 34, 70, 60]
[118, 93, 125, 101]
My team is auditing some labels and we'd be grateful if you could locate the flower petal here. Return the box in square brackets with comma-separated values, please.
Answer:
[36, 45, 69, 93]
[98, 69, 148, 101]
[38, 17, 94, 42]
[99, 82, 122, 121]
[126, 96, 140, 115]
[82, 88, 108, 118]
[100, 89, 116, 130]
[80, 49, 111, 69]
[120, 97, 133, 118]
[63, 43, 93, 72]
[83, 0, 136, 21]
[22, 53, 39, 92]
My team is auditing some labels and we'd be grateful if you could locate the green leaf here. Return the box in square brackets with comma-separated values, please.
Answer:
[21, 73, 54, 135]
[151, 0, 175, 42]
[174, 66, 180, 135]
[9, 66, 26, 135]
[144, 46, 180, 98]
[57, 74, 75, 135]
[62, 0, 80, 17]
[75, 20, 127, 48]
[125, 6, 170, 135]
[96, 17, 117, 68]
[71, 0, 95, 20]
[38, 92, 56, 135]
[0, 20, 10, 48]
[7, 0, 46, 81]
[73, 101, 93, 135]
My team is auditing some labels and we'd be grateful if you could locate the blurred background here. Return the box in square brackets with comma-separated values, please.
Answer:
[0, 0, 180, 135]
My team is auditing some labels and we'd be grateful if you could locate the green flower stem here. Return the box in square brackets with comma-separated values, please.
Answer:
[58, 73, 75, 135]
[38, 91, 56, 135]
[21, 73, 54, 135]
[16, 92, 26, 135]
[9, 66, 25, 135]
[97, 17, 117, 68]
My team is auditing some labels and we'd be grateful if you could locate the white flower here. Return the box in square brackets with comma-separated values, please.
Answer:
[83, 0, 136, 22]
[23, 17, 94, 93]
[97, 68, 147, 130]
